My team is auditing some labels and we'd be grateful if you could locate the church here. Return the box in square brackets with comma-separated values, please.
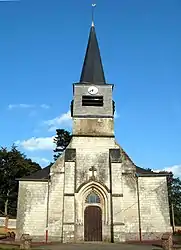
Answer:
[16, 22, 171, 243]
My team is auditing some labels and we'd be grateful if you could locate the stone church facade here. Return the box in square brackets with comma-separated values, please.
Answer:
[16, 23, 171, 243]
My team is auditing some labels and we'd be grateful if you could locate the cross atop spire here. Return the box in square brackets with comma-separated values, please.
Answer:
[79, 10, 106, 85]
[91, 3, 96, 27]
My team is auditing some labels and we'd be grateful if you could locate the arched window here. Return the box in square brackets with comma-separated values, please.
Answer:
[86, 192, 100, 204]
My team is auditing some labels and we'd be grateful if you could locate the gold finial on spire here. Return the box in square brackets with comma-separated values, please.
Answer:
[92, 3, 96, 27]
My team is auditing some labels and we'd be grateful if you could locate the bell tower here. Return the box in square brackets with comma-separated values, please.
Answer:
[71, 23, 115, 137]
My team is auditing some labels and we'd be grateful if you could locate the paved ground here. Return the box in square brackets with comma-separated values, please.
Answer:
[38, 243, 161, 250]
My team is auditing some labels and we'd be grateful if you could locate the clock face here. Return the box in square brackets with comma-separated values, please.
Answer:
[88, 86, 98, 95]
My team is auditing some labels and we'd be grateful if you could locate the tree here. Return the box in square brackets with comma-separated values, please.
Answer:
[53, 129, 72, 161]
[0, 145, 41, 217]
[167, 173, 181, 226]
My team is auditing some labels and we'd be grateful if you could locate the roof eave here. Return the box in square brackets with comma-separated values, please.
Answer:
[16, 178, 49, 182]
[135, 172, 171, 177]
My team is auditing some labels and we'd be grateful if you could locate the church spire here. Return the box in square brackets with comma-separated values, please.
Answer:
[80, 21, 106, 85]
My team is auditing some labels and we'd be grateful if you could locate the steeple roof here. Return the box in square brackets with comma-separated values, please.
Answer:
[80, 23, 106, 85]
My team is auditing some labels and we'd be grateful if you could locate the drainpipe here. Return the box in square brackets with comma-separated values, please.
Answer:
[171, 203, 175, 233]
[45, 173, 52, 243]
[109, 155, 114, 243]
[135, 173, 142, 242]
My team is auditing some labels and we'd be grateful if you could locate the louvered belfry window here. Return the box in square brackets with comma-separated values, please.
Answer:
[82, 95, 103, 107]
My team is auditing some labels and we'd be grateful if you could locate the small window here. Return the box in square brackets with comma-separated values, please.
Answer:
[82, 96, 103, 107]
[86, 192, 100, 203]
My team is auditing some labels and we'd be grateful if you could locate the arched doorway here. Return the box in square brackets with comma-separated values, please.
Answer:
[84, 206, 102, 241]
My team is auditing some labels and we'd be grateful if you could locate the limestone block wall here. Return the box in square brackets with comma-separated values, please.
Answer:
[122, 175, 171, 241]
[63, 161, 75, 242]
[46, 157, 65, 242]
[111, 163, 123, 195]
[48, 172, 65, 241]
[16, 181, 48, 240]
[73, 118, 114, 137]
[70, 136, 118, 190]
[122, 174, 139, 241]
[138, 176, 171, 239]
[16, 155, 66, 242]
[111, 162, 125, 242]
[64, 161, 75, 194]
[73, 84, 113, 117]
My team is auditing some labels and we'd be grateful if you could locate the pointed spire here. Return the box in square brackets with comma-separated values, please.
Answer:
[80, 24, 106, 85]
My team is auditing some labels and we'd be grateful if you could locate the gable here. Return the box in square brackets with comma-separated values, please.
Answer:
[18, 147, 169, 181]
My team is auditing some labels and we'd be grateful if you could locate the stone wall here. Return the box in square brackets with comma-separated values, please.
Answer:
[0, 217, 16, 229]
[122, 173, 139, 241]
[70, 136, 117, 190]
[73, 84, 113, 117]
[123, 174, 171, 241]
[16, 181, 48, 241]
[16, 134, 171, 243]
[138, 176, 171, 239]
[47, 172, 64, 241]
[16, 158, 65, 242]
[73, 118, 114, 137]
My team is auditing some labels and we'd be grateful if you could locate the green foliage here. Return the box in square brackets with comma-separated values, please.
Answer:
[168, 174, 181, 226]
[0, 145, 41, 217]
[53, 129, 72, 161]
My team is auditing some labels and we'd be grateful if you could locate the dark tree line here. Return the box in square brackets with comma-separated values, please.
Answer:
[167, 173, 181, 226]
[53, 129, 72, 161]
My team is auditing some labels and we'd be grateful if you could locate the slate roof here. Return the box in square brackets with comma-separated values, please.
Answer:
[18, 166, 50, 181]
[79, 24, 106, 85]
[121, 148, 170, 176]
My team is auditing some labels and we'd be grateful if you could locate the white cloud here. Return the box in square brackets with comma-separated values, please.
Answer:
[8, 103, 50, 110]
[15, 111, 71, 151]
[31, 157, 50, 167]
[15, 136, 54, 151]
[153, 165, 181, 178]
[163, 165, 181, 178]
[8, 104, 35, 109]
[44, 111, 72, 132]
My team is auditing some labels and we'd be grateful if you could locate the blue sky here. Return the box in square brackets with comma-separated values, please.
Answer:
[0, 0, 181, 177]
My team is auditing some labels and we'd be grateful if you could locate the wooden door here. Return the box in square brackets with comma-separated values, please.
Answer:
[84, 206, 102, 241]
